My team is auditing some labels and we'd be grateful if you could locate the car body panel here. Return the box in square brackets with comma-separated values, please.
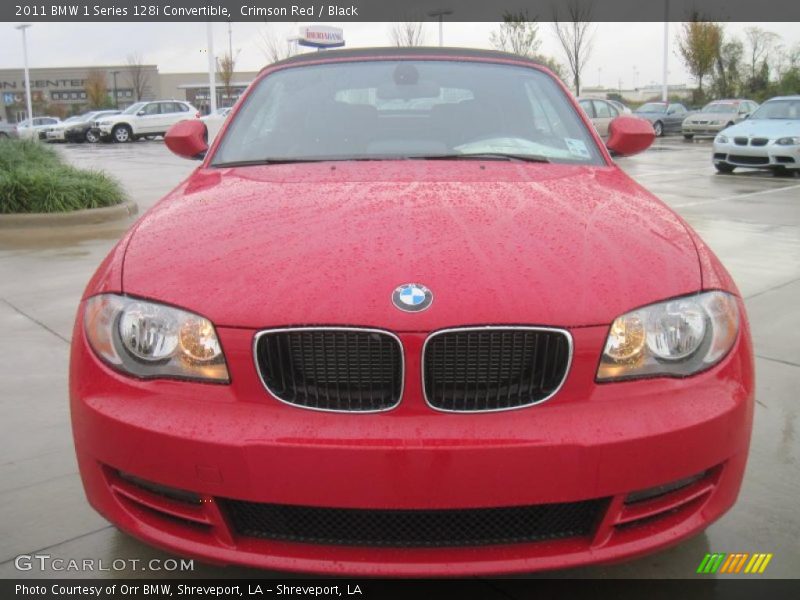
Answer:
[122, 161, 700, 330]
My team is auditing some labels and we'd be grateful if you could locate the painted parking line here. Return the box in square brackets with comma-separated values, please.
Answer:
[671, 182, 800, 208]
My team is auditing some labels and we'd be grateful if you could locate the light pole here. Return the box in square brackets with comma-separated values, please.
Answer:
[206, 22, 217, 114]
[15, 24, 33, 123]
[662, 0, 670, 102]
[428, 9, 453, 47]
[111, 70, 119, 108]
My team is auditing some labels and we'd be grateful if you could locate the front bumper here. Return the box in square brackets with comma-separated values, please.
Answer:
[682, 122, 726, 137]
[70, 313, 755, 575]
[713, 141, 800, 169]
[45, 130, 66, 142]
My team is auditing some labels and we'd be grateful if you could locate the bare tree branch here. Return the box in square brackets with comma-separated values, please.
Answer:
[125, 53, 150, 102]
[216, 52, 237, 108]
[261, 23, 298, 64]
[389, 22, 427, 47]
[551, 0, 595, 95]
[744, 26, 779, 79]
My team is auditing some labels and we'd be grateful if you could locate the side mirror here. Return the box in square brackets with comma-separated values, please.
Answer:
[137, 110, 146, 116]
[165, 120, 208, 160]
[606, 116, 655, 157]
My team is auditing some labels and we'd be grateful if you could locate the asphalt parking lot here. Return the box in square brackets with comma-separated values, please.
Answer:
[0, 137, 798, 579]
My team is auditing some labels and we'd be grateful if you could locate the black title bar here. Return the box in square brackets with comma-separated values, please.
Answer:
[3, 0, 800, 23]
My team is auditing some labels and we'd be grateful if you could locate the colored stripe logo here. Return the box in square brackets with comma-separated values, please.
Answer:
[697, 553, 773, 574]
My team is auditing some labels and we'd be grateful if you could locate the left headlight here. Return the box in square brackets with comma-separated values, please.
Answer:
[597, 291, 739, 382]
[776, 136, 800, 146]
[83, 294, 229, 383]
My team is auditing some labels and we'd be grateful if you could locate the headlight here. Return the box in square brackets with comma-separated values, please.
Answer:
[709, 120, 723, 125]
[597, 291, 739, 381]
[776, 136, 800, 146]
[715, 134, 728, 144]
[83, 294, 229, 382]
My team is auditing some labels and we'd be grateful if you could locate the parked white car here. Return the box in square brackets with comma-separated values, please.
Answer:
[712, 96, 800, 175]
[200, 107, 232, 142]
[16, 116, 61, 140]
[92, 100, 200, 143]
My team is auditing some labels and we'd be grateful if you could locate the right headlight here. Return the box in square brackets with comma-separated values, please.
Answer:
[715, 134, 729, 144]
[597, 291, 739, 382]
[83, 294, 229, 383]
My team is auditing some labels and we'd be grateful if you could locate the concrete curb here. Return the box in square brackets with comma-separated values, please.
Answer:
[0, 199, 138, 228]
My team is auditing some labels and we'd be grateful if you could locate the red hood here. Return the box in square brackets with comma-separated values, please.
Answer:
[122, 161, 700, 330]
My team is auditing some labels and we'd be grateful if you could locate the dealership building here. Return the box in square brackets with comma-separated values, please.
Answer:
[0, 65, 260, 122]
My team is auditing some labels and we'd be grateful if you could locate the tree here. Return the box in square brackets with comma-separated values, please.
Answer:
[551, 0, 595, 95]
[217, 52, 236, 107]
[712, 37, 744, 99]
[261, 24, 298, 64]
[84, 69, 111, 109]
[744, 27, 779, 80]
[389, 22, 426, 47]
[126, 53, 151, 101]
[490, 11, 542, 57]
[490, 11, 565, 79]
[676, 16, 722, 99]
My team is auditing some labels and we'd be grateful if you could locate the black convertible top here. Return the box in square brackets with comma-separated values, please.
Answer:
[262, 46, 542, 72]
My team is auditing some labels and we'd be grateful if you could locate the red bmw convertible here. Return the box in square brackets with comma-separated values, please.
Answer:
[70, 48, 754, 575]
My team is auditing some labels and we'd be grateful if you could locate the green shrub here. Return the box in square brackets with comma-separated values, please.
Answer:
[0, 139, 126, 214]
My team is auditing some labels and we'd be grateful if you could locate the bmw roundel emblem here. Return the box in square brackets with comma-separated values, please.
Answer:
[392, 283, 433, 312]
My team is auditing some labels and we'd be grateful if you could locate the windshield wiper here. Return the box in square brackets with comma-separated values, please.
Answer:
[213, 152, 552, 168]
[212, 158, 333, 168]
[408, 152, 550, 163]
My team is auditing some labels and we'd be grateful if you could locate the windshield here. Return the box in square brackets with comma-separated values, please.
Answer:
[212, 60, 604, 166]
[702, 102, 737, 113]
[122, 102, 146, 115]
[636, 103, 667, 113]
[749, 99, 800, 120]
[64, 116, 82, 123]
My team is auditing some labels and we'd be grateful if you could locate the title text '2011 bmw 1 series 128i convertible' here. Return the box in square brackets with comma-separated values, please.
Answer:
[70, 48, 754, 576]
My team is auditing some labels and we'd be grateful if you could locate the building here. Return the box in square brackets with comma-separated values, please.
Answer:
[0, 65, 159, 122]
[0, 65, 260, 123]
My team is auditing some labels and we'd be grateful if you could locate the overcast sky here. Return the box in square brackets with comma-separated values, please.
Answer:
[1, 21, 798, 90]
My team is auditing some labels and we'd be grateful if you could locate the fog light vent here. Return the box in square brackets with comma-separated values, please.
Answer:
[625, 470, 709, 504]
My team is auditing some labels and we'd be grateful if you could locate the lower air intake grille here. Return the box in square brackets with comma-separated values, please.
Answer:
[729, 155, 770, 165]
[423, 327, 571, 411]
[222, 499, 607, 547]
[255, 328, 403, 412]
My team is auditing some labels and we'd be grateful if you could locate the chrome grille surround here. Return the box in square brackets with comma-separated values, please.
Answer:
[421, 326, 573, 413]
[253, 327, 405, 413]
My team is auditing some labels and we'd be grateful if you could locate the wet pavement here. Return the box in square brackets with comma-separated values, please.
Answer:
[0, 138, 798, 579]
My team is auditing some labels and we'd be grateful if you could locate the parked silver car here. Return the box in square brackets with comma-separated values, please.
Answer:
[712, 96, 800, 174]
[0, 116, 18, 139]
[682, 99, 758, 139]
[633, 102, 692, 137]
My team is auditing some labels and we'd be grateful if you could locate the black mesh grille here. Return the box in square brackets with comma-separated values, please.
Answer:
[222, 499, 607, 547]
[750, 138, 769, 147]
[255, 329, 402, 411]
[734, 137, 748, 145]
[423, 328, 570, 411]
[729, 155, 770, 165]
